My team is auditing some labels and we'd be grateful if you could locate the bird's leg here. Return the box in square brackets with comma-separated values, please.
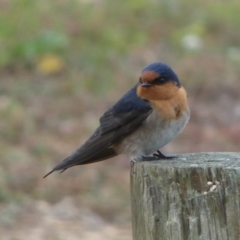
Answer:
[153, 150, 175, 160]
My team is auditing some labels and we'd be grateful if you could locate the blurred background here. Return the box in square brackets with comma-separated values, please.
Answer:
[1, 0, 240, 239]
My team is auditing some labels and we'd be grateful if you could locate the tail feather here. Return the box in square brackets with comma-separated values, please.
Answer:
[43, 148, 117, 178]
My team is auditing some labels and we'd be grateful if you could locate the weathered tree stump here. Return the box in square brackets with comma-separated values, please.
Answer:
[131, 152, 240, 240]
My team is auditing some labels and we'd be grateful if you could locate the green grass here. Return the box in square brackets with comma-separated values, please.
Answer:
[1, 0, 240, 226]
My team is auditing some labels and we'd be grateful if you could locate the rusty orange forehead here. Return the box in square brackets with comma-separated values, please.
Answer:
[140, 70, 159, 82]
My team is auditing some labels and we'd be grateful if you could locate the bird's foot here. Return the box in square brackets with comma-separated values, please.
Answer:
[142, 156, 159, 161]
[153, 150, 175, 160]
[141, 150, 175, 161]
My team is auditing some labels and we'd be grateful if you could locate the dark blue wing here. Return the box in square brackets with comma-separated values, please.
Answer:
[44, 85, 152, 177]
[99, 85, 152, 134]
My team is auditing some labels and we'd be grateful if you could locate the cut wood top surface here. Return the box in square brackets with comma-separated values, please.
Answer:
[133, 152, 240, 169]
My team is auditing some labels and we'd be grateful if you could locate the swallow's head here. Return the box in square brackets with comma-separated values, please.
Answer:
[137, 62, 181, 101]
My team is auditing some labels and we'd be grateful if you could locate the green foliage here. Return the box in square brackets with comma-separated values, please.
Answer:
[1, 0, 240, 70]
[1, 0, 240, 69]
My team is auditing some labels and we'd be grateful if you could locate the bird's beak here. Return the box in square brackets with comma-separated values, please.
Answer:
[141, 82, 152, 87]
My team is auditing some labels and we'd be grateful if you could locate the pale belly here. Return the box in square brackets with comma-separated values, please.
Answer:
[113, 108, 190, 160]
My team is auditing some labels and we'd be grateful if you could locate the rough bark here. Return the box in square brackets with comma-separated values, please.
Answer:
[131, 152, 240, 240]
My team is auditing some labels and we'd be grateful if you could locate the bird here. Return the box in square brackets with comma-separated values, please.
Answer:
[44, 62, 190, 178]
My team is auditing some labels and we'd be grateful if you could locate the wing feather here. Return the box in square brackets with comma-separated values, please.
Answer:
[44, 86, 152, 177]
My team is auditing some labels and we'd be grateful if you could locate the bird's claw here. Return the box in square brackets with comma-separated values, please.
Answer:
[141, 150, 175, 161]
[132, 151, 175, 163]
[153, 150, 175, 160]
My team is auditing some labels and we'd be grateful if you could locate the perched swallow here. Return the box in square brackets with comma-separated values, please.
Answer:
[44, 62, 190, 178]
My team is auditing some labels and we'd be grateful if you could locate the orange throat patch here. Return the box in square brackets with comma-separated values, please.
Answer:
[151, 87, 188, 120]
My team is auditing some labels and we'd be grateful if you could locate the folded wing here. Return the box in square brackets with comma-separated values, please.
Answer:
[44, 86, 152, 177]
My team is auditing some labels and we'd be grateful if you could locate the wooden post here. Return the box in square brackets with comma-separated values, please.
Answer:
[131, 152, 240, 240]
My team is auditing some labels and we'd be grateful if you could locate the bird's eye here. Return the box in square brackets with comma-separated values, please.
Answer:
[159, 77, 166, 82]
[153, 77, 167, 84]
